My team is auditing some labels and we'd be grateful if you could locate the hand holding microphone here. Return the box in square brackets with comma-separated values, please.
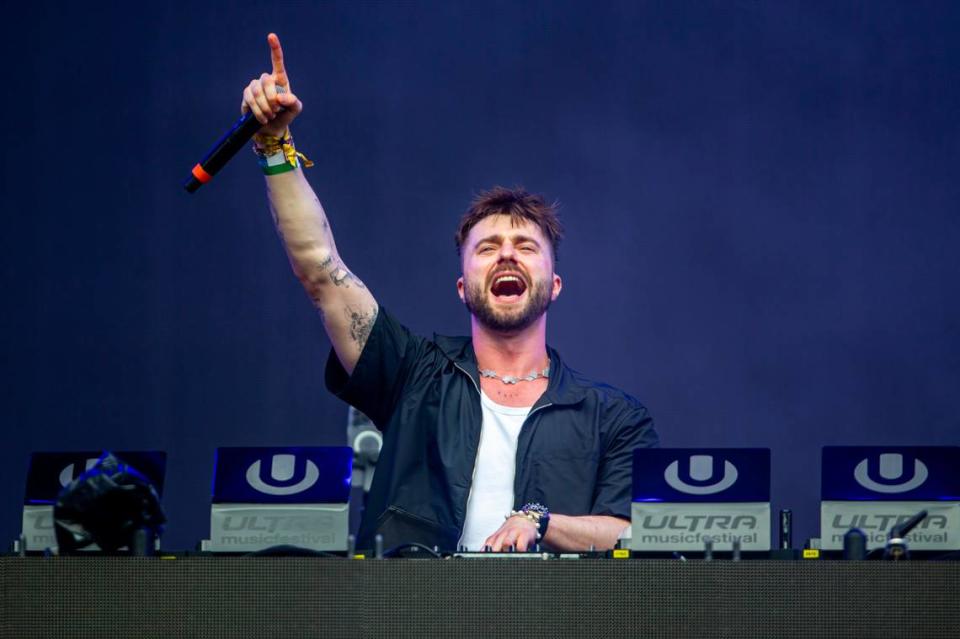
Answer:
[242, 33, 303, 137]
[184, 33, 304, 193]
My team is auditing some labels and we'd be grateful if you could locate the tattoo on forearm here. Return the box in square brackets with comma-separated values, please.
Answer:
[330, 267, 367, 289]
[315, 254, 335, 273]
[346, 305, 378, 349]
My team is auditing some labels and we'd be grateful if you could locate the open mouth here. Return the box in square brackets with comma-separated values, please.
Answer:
[490, 273, 528, 300]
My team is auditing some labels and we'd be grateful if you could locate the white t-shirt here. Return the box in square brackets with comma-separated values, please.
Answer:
[458, 391, 531, 550]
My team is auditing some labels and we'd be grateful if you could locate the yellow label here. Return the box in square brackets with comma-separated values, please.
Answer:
[612, 549, 630, 559]
[802, 549, 820, 559]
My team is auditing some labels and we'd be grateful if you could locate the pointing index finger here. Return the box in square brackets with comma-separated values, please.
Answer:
[267, 32, 288, 88]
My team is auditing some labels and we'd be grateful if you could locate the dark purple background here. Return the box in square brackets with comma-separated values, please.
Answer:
[2, 1, 957, 551]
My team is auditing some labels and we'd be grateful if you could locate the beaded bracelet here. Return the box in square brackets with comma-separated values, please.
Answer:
[506, 509, 544, 539]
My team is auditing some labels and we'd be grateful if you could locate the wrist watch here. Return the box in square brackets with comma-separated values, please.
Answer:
[508, 502, 551, 540]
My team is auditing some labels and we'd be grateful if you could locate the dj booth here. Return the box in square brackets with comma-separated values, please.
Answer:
[11, 446, 960, 636]
[3, 557, 959, 638]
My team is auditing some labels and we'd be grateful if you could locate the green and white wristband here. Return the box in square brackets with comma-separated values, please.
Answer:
[258, 149, 299, 175]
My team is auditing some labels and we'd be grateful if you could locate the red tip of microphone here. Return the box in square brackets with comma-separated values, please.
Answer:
[184, 163, 214, 193]
[191, 164, 213, 184]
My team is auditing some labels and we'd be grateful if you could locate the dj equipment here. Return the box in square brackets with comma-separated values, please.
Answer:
[629, 448, 771, 552]
[819, 446, 960, 551]
[203, 446, 353, 552]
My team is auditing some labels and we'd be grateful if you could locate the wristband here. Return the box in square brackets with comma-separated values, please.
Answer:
[257, 149, 298, 175]
[253, 128, 314, 175]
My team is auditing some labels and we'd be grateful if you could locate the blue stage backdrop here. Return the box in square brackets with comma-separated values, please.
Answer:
[1, 1, 957, 551]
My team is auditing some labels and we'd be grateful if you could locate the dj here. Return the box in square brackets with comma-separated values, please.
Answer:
[242, 34, 658, 552]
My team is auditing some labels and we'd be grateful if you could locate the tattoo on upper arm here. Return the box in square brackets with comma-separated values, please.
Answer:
[330, 267, 367, 289]
[346, 305, 378, 349]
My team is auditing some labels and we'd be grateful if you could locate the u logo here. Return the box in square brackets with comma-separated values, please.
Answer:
[246, 454, 320, 495]
[664, 455, 738, 495]
[58, 458, 99, 487]
[853, 453, 928, 494]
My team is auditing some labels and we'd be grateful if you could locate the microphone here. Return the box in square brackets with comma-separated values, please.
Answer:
[183, 110, 263, 193]
[884, 509, 928, 560]
[890, 509, 928, 540]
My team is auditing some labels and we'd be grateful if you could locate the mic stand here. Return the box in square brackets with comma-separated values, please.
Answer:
[883, 510, 928, 561]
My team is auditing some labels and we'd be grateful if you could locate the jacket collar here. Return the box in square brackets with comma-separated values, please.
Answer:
[433, 333, 587, 406]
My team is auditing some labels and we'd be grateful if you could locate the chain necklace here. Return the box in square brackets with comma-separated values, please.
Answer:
[479, 364, 550, 385]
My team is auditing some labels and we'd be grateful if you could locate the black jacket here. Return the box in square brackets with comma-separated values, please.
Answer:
[326, 308, 658, 550]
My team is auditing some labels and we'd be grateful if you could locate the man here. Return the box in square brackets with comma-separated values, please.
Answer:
[242, 34, 658, 551]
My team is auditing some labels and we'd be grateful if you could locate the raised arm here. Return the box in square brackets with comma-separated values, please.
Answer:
[242, 33, 377, 375]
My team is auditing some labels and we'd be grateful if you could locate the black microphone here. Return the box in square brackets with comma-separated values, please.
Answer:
[884, 509, 928, 560]
[183, 111, 263, 193]
[890, 509, 928, 540]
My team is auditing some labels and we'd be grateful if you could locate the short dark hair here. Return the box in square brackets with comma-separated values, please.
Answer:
[454, 186, 563, 260]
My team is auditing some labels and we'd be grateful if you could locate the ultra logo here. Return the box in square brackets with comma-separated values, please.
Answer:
[245, 454, 320, 496]
[853, 453, 928, 494]
[664, 455, 739, 495]
[58, 458, 99, 487]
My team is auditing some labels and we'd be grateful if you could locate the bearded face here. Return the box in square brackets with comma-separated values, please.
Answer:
[463, 263, 553, 332]
[457, 214, 561, 333]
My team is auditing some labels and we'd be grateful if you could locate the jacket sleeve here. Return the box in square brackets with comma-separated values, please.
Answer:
[324, 307, 424, 430]
[590, 405, 659, 519]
